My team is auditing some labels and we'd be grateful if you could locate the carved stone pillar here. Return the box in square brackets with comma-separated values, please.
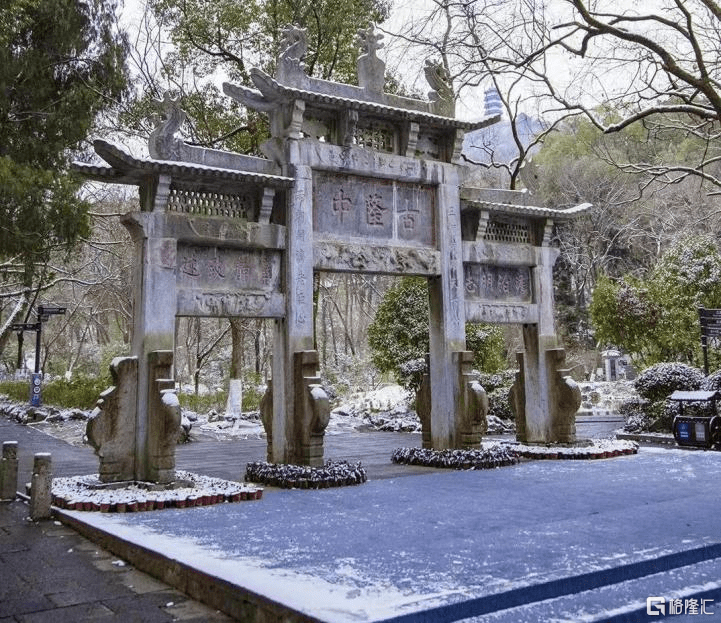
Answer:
[270, 151, 317, 464]
[428, 171, 467, 449]
[29, 453, 52, 521]
[122, 211, 177, 481]
[0, 441, 19, 500]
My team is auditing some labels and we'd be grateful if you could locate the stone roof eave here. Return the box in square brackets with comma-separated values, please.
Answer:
[461, 199, 594, 221]
[223, 79, 500, 132]
[72, 140, 294, 190]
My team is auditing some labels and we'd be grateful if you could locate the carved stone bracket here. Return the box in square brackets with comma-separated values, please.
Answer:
[259, 187, 276, 224]
[403, 121, 420, 158]
[340, 109, 359, 147]
[450, 128, 465, 164]
[86, 357, 139, 483]
[546, 348, 580, 444]
[294, 351, 330, 466]
[455, 351, 488, 449]
[283, 99, 306, 139]
[146, 351, 179, 484]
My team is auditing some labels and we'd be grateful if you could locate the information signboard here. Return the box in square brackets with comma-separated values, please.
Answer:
[699, 308, 721, 373]
[29, 373, 42, 407]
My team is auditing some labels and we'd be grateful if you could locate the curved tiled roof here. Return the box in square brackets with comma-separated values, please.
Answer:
[462, 199, 593, 221]
[72, 140, 293, 188]
[224, 76, 499, 132]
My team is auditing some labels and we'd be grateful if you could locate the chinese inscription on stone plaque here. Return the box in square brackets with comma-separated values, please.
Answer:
[314, 172, 434, 247]
[464, 264, 532, 303]
[177, 245, 280, 291]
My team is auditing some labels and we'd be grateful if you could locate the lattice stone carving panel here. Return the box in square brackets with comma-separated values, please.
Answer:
[483, 217, 531, 244]
[354, 121, 396, 153]
[168, 189, 254, 219]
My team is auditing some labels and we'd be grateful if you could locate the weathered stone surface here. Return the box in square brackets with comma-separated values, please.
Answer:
[86, 357, 138, 483]
[294, 351, 330, 466]
[313, 171, 435, 247]
[455, 351, 489, 449]
[313, 240, 439, 276]
[29, 453, 52, 520]
[0, 441, 18, 500]
[146, 351, 180, 484]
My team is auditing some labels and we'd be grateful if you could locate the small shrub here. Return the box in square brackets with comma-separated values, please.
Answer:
[397, 357, 427, 394]
[488, 386, 513, 421]
[703, 369, 721, 391]
[477, 370, 517, 393]
[179, 391, 228, 414]
[0, 381, 33, 403]
[41, 375, 111, 409]
[242, 384, 264, 411]
[634, 362, 704, 402]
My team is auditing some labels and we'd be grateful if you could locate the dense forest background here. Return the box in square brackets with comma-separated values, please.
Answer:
[3, 0, 721, 409]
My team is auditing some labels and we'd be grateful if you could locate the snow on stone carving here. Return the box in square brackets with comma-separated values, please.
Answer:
[357, 23, 385, 92]
[424, 59, 455, 117]
[148, 92, 186, 161]
[277, 24, 308, 81]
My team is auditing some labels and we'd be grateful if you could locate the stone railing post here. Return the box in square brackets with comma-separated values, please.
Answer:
[0, 441, 19, 500]
[29, 453, 52, 521]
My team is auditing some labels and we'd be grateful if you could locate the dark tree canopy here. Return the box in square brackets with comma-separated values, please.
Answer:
[130, 0, 391, 154]
[0, 0, 129, 274]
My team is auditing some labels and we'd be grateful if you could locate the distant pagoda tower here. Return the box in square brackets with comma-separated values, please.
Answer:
[484, 88, 503, 119]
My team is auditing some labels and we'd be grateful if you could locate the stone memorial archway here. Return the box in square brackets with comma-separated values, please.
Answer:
[75, 24, 591, 482]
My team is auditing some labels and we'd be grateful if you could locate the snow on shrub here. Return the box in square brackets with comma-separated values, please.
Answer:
[245, 460, 367, 489]
[488, 386, 514, 421]
[391, 445, 518, 469]
[703, 369, 721, 392]
[633, 362, 704, 402]
[476, 370, 517, 393]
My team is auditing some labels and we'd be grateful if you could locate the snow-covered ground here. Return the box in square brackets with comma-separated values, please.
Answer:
[1, 380, 634, 446]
